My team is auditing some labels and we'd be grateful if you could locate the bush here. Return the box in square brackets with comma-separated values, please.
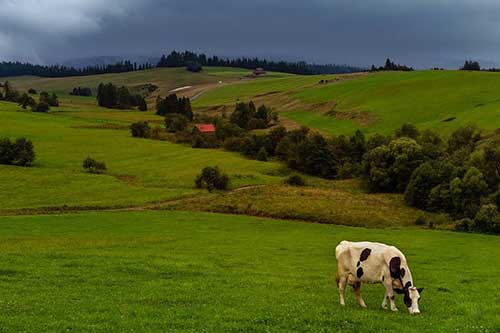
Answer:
[82, 157, 107, 174]
[414, 216, 427, 226]
[256, 147, 268, 161]
[28, 88, 37, 94]
[285, 174, 306, 186]
[473, 204, 500, 234]
[455, 218, 473, 232]
[0, 137, 35, 166]
[195, 166, 229, 192]
[165, 114, 188, 133]
[130, 121, 151, 138]
[33, 102, 50, 113]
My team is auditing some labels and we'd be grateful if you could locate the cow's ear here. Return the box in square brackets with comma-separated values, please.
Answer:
[394, 288, 405, 295]
[417, 288, 424, 294]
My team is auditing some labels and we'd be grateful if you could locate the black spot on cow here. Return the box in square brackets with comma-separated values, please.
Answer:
[382, 276, 385, 281]
[357, 267, 364, 278]
[401, 268, 406, 278]
[404, 281, 412, 289]
[357, 261, 360, 267]
[390, 295, 395, 300]
[360, 248, 372, 262]
[389, 257, 401, 279]
[404, 293, 412, 308]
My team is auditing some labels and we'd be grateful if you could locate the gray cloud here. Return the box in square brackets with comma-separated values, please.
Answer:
[1, 0, 500, 68]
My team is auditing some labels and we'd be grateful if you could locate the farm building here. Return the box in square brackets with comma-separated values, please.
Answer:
[193, 124, 216, 135]
[253, 68, 266, 76]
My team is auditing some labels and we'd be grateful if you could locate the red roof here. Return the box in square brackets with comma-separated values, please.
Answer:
[195, 124, 216, 133]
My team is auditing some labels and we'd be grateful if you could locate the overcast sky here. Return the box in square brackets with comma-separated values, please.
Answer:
[1, 0, 500, 68]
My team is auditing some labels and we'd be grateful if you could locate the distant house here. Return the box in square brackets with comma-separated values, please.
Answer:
[193, 124, 216, 135]
[253, 68, 267, 76]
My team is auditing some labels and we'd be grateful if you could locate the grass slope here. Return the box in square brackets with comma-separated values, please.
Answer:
[0, 104, 282, 211]
[0, 211, 498, 332]
[6, 67, 252, 98]
[288, 70, 500, 135]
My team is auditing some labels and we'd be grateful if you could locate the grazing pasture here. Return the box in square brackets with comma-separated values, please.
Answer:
[289, 70, 500, 135]
[0, 211, 498, 332]
[0, 103, 282, 212]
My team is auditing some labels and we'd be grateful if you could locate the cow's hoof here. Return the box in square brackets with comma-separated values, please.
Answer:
[382, 304, 388, 310]
[360, 304, 367, 308]
[391, 308, 398, 312]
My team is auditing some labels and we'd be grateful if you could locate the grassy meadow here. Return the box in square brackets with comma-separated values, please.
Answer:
[0, 101, 283, 212]
[0, 211, 498, 332]
[1, 67, 499, 331]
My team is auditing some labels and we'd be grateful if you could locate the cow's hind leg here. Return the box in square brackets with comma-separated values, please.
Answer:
[353, 282, 367, 308]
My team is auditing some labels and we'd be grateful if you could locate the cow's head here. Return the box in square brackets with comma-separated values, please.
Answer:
[395, 285, 423, 314]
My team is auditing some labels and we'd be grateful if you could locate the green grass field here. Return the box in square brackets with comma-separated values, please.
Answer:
[0, 102, 283, 211]
[0, 211, 498, 332]
[2, 67, 499, 331]
[288, 70, 500, 135]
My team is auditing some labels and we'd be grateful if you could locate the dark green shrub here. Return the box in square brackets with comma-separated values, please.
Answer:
[395, 123, 420, 140]
[0, 137, 35, 167]
[130, 121, 151, 138]
[165, 114, 188, 133]
[473, 204, 500, 234]
[82, 157, 107, 174]
[285, 174, 306, 186]
[12, 138, 35, 166]
[414, 216, 427, 226]
[28, 88, 37, 94]
[195, 166, 229, 192]
[256, 147, 268, 161]
[33, 102, 50, 113]
[455, 218, 473, 232]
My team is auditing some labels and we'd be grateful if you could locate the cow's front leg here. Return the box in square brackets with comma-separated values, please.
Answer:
[383, 279, 398, 312]
[382, 292, 388, 309]
[353, 282, 367, 308]
[338, 275, 347, 306]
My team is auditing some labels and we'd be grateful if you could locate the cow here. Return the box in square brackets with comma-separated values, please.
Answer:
[335, 241, 423, 314]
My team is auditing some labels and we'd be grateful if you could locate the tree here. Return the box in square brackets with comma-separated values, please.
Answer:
[461, 60, 481, 71]
[156, 94, 193, 120]
[362, 137, 425, 192]
[130, 121, 151, 138]
[137, 96, 148, 111]
[165, 114, 188, 133]
[12, 137, 35, 166]
[395, 123, 420, 140]
[0, 137, 35, 166]
[448, 125, 481, 153]
[256, 147, 268, 161]
[294, 133, 338, 179]
[473, 204, 500, 234]
[116, 86, 131, 109]
[33, 102, 50, 113]
[195, 166, 229, 192]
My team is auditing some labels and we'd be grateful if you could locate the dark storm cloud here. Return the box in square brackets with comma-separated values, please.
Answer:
[2, 0, 500, 68]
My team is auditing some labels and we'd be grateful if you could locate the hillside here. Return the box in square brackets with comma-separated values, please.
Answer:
[9, 68, 500, 136]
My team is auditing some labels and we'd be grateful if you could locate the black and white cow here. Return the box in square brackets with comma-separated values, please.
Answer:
[335, 241, 423, 314]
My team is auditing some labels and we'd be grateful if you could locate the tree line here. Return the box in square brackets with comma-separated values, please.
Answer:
[0, 61, 154, 78]
[370, 58, 414, 72]
[157, 50, 366, 75]
[96, 83, 147, 111]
